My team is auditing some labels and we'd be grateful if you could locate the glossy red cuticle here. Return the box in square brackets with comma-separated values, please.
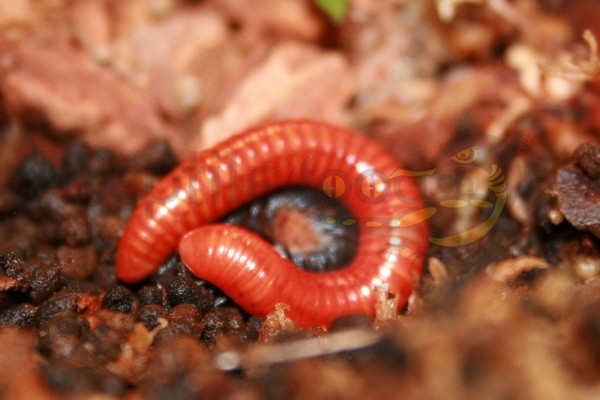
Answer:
[116, 120, 429, 327]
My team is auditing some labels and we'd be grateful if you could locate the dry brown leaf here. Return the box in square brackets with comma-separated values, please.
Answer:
[197, 42, 354, 148]
[113, 8, 233, 118]
[212, 0, 322, 41]
[556, 165, 600, 238]
[0, 38, 172, 154]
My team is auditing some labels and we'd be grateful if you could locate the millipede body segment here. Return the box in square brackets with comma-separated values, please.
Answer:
[116, 120, 429, 327]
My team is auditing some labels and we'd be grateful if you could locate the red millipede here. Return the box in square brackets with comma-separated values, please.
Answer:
[116, 120, 429, 327]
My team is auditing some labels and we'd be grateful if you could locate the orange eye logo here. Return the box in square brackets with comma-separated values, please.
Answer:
[359, 174, 387, 200]
[451, 146, 479, 164]
[322, 175, 346, 199]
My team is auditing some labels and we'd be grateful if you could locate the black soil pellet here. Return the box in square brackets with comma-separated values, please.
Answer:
[168, 304, 204, 337]
[60, 213, 90, 246]
[201, 307, 244, 342]
[238, 316, 263, 342]
[0, 253, 27, 278]
[28, 264, 63, 304]
[82, 325, 123, 363]
[155, 257, 190, 277]
[89, 149, 117, 175]
[136, 304, 167, 330]
[101, 285, 135, 313]
[42, 309, 89, 337]
[60, 178, 92, 202]
[246, 316, 264, 334]
[132, 140, 178, 175]
[28, 190, 69, 221]
[62, 141, 92, 178]
[0, 303, 37, 326]
[34, 290, 81, 326]
[159, 275, 214, 313]
[138, 285, 167, 307]
[10, 151, 61, 198]
[37, 310, 89, 360]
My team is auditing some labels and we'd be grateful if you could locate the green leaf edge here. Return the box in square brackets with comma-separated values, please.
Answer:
[315, 0, 350, 21]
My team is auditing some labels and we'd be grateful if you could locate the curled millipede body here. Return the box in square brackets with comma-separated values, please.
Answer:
[223, 186, 359, 272]
[117, 120, 429, 327]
